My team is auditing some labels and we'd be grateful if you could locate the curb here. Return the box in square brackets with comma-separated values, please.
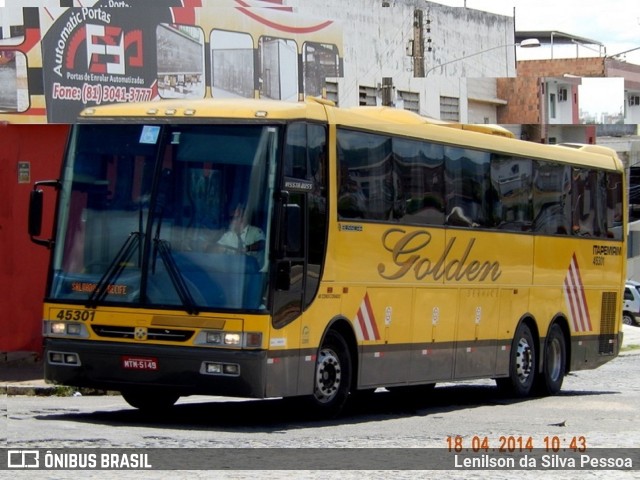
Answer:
[1, 385, 117, 396]
[1, 385, 58, 396]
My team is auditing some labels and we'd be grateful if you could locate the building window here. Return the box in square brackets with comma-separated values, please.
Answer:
[549, 93, 557, 119]
[359, 85, 377, 106]
[325, 80, 339, 105]
[439, 96, 459, 121]
[398, 90, 419, 113]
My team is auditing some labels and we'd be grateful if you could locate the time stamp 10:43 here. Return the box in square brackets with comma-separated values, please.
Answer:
[446, 435, 587, 453]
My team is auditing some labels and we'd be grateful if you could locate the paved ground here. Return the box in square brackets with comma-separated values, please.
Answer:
[2, 324, 639, 396]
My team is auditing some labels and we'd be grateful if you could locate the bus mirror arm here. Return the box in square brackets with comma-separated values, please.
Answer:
[28, 180, 61, 249]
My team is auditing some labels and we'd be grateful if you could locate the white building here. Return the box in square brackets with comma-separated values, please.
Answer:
[285, 0, 519, 122]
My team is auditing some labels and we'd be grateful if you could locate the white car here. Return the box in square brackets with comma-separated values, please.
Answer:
[623, 281, 640, 326]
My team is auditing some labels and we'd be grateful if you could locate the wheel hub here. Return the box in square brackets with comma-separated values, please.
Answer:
[314, 348, 341, 403]
[515, 337, 533, 383]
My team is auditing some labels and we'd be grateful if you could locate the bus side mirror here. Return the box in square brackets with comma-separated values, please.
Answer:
[28, 180, 60, 248]
[28, 189, 43, 238]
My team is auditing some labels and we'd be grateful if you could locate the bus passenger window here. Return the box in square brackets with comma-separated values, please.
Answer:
[490, 155, 533, 231]
[571, 168, 600, 237]
[532, 162, 571, 235]
[444, 146, 493, 228]
[606, 172, 623, 240]
[338, 129, 395, 221]
[392, 137, 444, 226]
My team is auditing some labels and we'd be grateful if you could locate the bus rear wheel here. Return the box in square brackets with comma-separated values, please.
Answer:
[536, 323, 566, 396]
[496, 322, 536, 397]
[121, 388, 180, 412]
[309, 330, 352, 417]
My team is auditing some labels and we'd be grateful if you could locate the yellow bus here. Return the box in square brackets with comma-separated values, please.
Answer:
[29, 98, 626, 416]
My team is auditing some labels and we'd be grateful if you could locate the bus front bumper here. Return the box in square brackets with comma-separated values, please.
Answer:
[44, 338, 267, 398]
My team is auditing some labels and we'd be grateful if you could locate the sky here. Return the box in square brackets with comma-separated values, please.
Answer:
[435, 1, 640, 117]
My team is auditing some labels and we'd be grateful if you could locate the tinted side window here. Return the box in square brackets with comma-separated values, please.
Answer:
[393, 137, 445, 225]
[337, 129, 396, 220]
[606, 172, 623, 240]
[533, 161, 571, 235]
[444, 146, 493, 228]
[283, 123, 308, 178]
[307, 123, 328, 284]
[491, 155, 533, 231]
[572, 168, 604, 237]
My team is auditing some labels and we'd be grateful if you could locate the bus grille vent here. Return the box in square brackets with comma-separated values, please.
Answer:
[91, 325, 194, 342]
[598, 291, 617, 355]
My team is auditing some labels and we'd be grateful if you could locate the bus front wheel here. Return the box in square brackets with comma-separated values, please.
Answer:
[496, 322, 536, 397]
[309, 330, 352, 417]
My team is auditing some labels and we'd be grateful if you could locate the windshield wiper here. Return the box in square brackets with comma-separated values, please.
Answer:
[87, 231, 142, 308]
[153, 238, 198, 315]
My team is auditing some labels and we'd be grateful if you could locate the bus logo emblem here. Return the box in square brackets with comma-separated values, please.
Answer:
[134, 327, 148, 340]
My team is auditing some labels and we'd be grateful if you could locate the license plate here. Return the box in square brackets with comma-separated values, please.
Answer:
[121, 356, 158, 371]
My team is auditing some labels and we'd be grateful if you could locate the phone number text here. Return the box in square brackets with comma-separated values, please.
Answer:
[52, 82, 153, 104]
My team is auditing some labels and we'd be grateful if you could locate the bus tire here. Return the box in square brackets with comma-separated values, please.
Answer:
[121, 389, 179, 411]
[309, 329, 352, 417]
[536, 323, 566, 396]
[496, 322, 536, 397]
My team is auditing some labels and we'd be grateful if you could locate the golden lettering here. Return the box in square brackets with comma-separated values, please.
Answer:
[378, 229, 502, 282]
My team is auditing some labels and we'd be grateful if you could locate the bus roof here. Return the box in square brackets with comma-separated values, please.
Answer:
[343, 106, 515, 138]
[331, 105, 622, 172]
[80, 98, 623, 172]
[79, 98, 329, 122]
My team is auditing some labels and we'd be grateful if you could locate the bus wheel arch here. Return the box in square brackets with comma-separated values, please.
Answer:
[497, 317, 539, 397]
[536, 317, 569, 396]
[308, 318, 356, 416]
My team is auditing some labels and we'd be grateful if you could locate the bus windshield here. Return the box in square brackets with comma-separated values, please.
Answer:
[50, 123, 279, 312]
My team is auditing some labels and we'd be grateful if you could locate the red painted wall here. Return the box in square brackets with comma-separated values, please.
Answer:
[0, 124, 69, 355]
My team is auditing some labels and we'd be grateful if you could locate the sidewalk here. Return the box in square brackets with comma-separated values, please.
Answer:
[2, 325, 640, 397]
[1, 354, 52, 396]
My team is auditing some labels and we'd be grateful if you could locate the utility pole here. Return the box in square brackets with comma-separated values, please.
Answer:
[381, 77, 393, 106]
[413, 9, 425, 77]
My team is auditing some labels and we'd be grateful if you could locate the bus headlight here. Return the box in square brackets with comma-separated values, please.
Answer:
[67, 323, 82, 335]
[206, 332, 222, 344]
[201, 362, 240, 376]
[48, 351, 81, 366]
[45, 321, 89, 338]
[51, 322, 66, 334]
[224, 333, 241, 345]
[195, 331, 263, 348]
